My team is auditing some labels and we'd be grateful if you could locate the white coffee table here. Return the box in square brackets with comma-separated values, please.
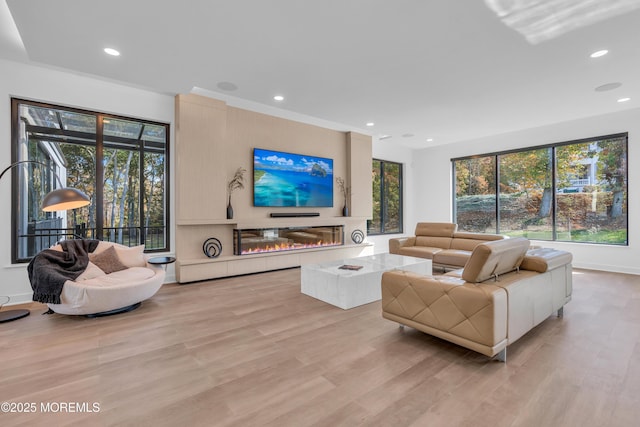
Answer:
[301, 253, 432, 309]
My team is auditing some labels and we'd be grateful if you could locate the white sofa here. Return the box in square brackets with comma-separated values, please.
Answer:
[47, 241, 165, 316]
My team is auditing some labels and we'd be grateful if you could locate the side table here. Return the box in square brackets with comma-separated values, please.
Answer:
[148, 256, 176, 270]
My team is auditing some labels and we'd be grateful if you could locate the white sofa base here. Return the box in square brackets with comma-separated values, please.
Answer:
[48, 266, 164, 315]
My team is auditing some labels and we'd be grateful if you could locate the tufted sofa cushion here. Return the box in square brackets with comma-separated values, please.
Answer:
[381, 270, 507, 348]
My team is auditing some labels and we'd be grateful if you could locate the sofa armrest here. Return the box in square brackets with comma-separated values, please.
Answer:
[389, 237, 416, 254]
[521, 247, 573, 272]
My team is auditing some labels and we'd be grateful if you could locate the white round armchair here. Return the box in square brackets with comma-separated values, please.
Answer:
[46, 241, 165, 316]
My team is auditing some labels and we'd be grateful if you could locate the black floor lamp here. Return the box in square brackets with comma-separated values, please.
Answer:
[0, 160, 91, 323]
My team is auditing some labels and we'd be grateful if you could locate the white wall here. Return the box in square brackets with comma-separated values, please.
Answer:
[4, 59, 635, 307]
[412, 107, 640, 274]
[367, 139, 417, 253]
[1, 59, 176, 305]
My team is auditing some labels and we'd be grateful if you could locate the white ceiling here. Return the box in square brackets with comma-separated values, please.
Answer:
[2, 0, 640, 149]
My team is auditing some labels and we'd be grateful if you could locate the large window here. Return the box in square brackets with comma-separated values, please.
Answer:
[11, 99, 170, 262]
[454, 155, 497, 233]
[368, 159, 403, 235]
[453, 133, 627, 245]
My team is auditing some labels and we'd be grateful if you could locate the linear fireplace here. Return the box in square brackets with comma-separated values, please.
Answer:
[233, 225, 344, 255]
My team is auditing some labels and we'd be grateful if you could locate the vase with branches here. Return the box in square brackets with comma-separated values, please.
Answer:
[336, 176, 350, 217]
[226, 167, 246, 219]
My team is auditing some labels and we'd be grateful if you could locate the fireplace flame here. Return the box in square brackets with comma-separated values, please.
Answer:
[241, 240, 341, 255]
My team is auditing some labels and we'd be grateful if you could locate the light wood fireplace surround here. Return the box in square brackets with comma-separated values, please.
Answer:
[175, 94, 373, 283]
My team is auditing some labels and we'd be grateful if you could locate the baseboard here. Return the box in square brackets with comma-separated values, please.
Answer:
[572, 262, 640, 276]
[2, 292, 33, 306]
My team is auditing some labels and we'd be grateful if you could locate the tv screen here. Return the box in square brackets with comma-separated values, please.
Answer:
[253, 148, 333, 207]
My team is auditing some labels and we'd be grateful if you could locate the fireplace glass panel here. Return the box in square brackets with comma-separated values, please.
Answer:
[234, 225, 344, 255]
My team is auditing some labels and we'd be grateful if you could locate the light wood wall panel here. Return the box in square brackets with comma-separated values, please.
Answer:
[347, 132, 373, 218]
[175, 94, 373, 282]
[225, 106, 348, 219]
[175, 94, 227, 222]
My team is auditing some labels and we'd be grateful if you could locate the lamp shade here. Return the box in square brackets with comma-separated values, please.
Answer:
[42, 188, 91, 212]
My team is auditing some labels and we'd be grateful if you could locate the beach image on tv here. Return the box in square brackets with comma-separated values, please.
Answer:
[253, 148, 334, 207]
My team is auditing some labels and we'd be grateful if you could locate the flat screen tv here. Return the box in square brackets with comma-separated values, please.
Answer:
[253, 148, 333, 207]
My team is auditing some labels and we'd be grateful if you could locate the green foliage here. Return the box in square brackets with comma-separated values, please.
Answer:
[455, 156, 495, 197]
[591, 138, 627, 192]
[564, 229, 627, 244]
[499, 148, 552, 192]
[19, 103, 168, 252]
[455, 136, 628, 237]
[369, 160, 401, 234]
[383, 163, 401, 232]
[555, 143, 588, 189]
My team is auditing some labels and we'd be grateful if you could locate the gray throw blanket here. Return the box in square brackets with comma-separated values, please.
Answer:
[28, 239, 100, 304]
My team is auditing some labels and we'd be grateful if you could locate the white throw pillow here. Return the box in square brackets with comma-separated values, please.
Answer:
[75, 261, 106, 281]
[113, 244, 146, 268]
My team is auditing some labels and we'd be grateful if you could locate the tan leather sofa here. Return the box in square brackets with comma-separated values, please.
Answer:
[388, 222, 505, 270]
[381, 238, 572, 362]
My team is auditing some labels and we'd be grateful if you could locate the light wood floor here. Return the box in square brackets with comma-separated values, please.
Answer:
[1, 267, 639, 427]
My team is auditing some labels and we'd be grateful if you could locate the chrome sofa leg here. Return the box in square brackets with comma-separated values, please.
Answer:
[495, 348, 507, 363]
[557, 307, 564, 318]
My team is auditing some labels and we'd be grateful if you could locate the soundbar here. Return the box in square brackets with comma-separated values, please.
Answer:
[270, 212, 320, 218]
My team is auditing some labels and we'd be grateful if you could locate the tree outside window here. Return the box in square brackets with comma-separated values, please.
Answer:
[453, 134, 627, 245]
[454, 156, 496, 233]
[11, 99, 169, 263]
[368, 159, 403, 235]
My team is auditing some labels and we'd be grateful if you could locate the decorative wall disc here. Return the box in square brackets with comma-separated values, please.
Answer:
[203, 237, 222, 258]
[351, 229, 365, 244]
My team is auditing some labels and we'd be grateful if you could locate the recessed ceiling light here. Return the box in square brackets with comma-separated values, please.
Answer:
[617, 97, 631, 103]
[273, 95, 284, 101]
[366, 122, 375, 127]
[379, 135, 392, 140]
[590, 49, 608, 58]
[217, 81, 238, 91]
[103, 47, 120, 56]
[426, 138, 434, 142]
[595, 82, 622, 92]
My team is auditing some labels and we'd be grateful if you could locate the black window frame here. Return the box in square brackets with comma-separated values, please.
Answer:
[368, 158, 404, 235]
[10, 98, 171, 263]
[452, 132, 628, 246]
